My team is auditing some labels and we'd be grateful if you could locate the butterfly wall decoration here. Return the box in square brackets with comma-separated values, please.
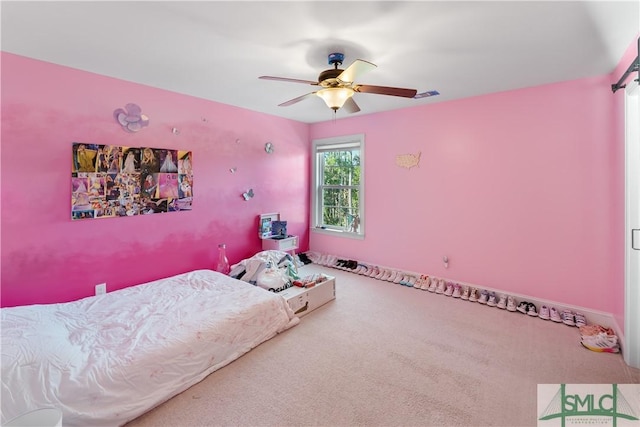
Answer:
[113, 103, 149, 133]
[242, 189, 255, 201]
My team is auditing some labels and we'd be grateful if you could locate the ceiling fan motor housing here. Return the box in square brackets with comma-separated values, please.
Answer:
[319, 52, 347, 86]
[318, 68, 344, 86]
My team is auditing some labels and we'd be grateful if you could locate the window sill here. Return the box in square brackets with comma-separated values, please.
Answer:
[311, 227, 365, 240]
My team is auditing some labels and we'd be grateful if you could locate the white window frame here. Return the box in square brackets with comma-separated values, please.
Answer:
[311, 134, 365, 239]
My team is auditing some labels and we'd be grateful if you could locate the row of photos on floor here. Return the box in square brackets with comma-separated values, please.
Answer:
[71, 143, 193, 220]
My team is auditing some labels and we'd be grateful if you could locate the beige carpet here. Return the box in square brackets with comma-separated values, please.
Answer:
[126, 264, 640, 427]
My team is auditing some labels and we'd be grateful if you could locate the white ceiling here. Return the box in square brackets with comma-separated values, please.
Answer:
[1, 1, 638, 124]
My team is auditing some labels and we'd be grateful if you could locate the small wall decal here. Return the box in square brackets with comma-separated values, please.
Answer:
[396, 151, 421, 169]
[113, 103, 149, 133]
[242, 189, 255, 201]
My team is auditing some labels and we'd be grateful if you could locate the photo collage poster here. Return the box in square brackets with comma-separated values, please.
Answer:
[71, 143, 193, 220]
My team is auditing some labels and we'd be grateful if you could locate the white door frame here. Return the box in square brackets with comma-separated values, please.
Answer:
[624, 79, 639, 369]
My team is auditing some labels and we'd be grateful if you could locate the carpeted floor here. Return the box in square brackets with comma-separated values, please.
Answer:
[126, 264, 640, 427]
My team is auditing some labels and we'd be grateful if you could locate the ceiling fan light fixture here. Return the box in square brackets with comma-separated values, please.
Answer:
[316, 87, 354, 111]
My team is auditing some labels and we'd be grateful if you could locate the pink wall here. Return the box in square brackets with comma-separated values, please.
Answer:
[0, 53, 310, 307]
[310, 63, 627, 314]
[2, 34, 635, 317]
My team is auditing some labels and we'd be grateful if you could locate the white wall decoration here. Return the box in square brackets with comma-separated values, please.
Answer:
[113, 103, 149, 133]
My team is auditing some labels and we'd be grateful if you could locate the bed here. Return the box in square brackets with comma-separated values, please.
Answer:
[1, 269, 299, 426]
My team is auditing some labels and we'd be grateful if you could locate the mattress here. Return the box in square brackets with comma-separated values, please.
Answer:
[1, 269, 299, 426]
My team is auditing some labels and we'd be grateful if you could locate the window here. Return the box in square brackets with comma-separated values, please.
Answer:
[311, 134, 364, 238]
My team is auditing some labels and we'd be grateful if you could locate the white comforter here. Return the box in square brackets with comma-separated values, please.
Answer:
[1, 269, 299, 426]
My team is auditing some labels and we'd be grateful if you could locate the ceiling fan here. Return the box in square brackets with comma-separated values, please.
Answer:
[259, 52, 422, 114]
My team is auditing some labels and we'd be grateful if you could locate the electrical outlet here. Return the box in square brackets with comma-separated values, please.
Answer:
[95, 283, 107, 296]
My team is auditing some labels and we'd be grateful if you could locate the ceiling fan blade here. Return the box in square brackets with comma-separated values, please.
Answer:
[353, 84, 417, 98]
[342, 97, 361, 114]
[278, 92, 317, 107]
[259, 76, 318, 85]
[337, 59, 377, 84]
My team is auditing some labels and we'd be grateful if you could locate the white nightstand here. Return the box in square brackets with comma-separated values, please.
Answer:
[262, 235, 298, 253]
[259, 212, 298, 255]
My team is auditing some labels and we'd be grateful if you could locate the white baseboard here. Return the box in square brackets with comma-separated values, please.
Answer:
[454, 280, 618, 332]
[307, 251, 619, 332]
